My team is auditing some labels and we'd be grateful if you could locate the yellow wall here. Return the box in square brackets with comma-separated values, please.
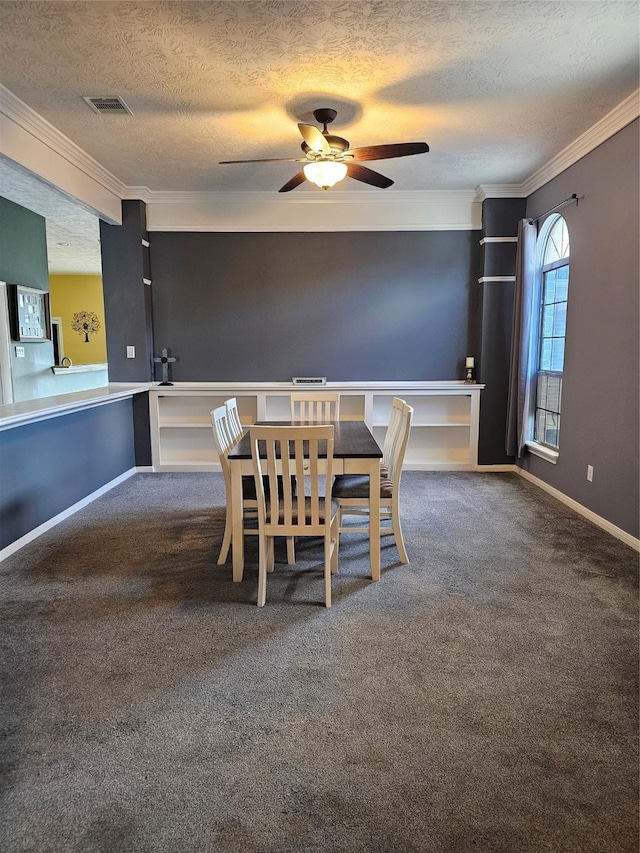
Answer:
[49, 275, 107, 364]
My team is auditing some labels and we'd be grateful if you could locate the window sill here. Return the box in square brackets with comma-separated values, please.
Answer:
[525, 441, 559, 464]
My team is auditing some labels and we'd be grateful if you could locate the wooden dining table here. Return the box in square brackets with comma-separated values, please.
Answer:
[227, 420, 383, 583]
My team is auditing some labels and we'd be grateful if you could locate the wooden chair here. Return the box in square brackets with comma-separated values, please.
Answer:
[249, 425, 339, 607]
[290, 391, 340, 423]
[331, 397, 413, 564]
[211, 406, 294, 566]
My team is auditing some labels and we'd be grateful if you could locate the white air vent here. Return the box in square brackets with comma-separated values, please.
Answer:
[83, 96, 132, 115]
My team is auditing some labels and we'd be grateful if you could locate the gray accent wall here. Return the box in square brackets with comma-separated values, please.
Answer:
[477, 198, 527, 466]
[148, 231, 480, 382]
[100, 201, 154, 383]
[522, 119, 639, 538]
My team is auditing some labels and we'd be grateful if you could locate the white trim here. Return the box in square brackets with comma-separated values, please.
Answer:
[479, 89, 639, 199]
[143, 189, 483, 232]
[477, 276, 515, 283]
[0, 468, 137, 561]
[478, 463, 639, 550]
[517, 468, 640, 552]
[0, 383, 149, 431]
[525, 440, 559, 464]
[0, 85, 123, 224]
[479, 237, 518, 245]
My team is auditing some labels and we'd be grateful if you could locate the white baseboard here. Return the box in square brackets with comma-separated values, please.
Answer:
[517, 468, 640, 552]
[3, 463, 637, 561]
[0, 468, 138, 562]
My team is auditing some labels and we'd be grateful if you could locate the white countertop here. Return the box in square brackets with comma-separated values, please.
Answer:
[0, 383, 150, 431]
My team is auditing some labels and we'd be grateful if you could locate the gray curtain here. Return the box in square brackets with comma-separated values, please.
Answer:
[505, 219, 537, 457]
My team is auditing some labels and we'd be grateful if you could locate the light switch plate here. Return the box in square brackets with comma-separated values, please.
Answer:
[15, 346, 25, 358]
[126, 346, 135, 358]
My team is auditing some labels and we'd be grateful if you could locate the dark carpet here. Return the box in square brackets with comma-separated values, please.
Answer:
[0, 472, 637, 853]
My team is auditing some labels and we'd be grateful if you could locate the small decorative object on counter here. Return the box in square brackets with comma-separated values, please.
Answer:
[154, 348, 177, 385]
[61, 356, 73, 368]
[464, 356, 475, 384]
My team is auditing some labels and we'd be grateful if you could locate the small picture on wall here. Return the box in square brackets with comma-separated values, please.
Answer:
[8, 284, 51, 342]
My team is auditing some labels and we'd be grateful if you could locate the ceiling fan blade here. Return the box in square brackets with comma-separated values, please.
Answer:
[297, 124, 331, 156]
[348, 142, 430, 162]
[278, 171, 307, 193]
[346, 162, 394, 189]
[219, 157, 305, 164]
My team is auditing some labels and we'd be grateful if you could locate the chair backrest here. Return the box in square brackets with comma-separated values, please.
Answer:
[249, 425, 334, 534]
[211, 405, 236, 489]
[290, 391, 340, 423]
[225, 397, 244, 443]
[383, 398, 413, 484]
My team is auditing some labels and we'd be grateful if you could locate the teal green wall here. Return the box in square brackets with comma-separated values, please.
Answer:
[0, 196, 49, 289]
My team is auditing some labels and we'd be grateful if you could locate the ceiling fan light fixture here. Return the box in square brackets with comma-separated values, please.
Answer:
[303, 160, 348, 189]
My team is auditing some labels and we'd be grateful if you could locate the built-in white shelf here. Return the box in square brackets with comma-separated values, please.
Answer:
[148, 382, 484, 473]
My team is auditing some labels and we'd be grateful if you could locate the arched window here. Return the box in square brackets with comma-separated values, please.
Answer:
[533, 215, 570, 451]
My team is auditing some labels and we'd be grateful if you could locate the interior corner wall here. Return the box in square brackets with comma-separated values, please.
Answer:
[147, 231, 480, 382]
[522, 119, 639, 539]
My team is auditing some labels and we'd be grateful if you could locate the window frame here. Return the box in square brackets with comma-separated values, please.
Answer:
[525, 214, 570, 464]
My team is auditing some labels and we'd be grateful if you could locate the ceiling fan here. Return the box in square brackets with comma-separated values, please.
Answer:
[219, 108, 429, 192]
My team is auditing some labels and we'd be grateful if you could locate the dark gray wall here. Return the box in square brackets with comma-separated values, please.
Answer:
[477, 198, 527, 465]
[0, 399, 136, 549]
[522, 119, 639, 538]
[149, 231, 480, 382]
[100, 200, 154, 382]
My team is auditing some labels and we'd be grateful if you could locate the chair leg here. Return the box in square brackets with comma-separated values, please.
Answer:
[331, 516, 339, 575]
[286, 536, 295, 565]
[324, 536, 333, 608]
[257, 534, 267, 607]
[392, 497, 409, 564]
[267, 537, 275, 573]
[217, 511, 232, 564]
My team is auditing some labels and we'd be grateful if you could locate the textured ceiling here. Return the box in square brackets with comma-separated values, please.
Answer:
[0, 1, 638, 271]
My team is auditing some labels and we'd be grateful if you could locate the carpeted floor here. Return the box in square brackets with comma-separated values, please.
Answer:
[0, 472, 637, 853]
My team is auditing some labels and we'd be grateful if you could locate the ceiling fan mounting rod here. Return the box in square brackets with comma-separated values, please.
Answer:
[313, 107, 337, 134]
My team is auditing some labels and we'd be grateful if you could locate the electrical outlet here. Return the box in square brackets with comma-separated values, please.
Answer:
[15, 346, 25, 358]
[587, 465, 594, 482]
[126, 346, 135, 359]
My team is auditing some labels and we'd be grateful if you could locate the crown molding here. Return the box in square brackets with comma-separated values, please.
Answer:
[0, 85, 127, 200]
[2, 84, 637, 226]
[478, 88, 639, 199]
[134, 188, 483, 206]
